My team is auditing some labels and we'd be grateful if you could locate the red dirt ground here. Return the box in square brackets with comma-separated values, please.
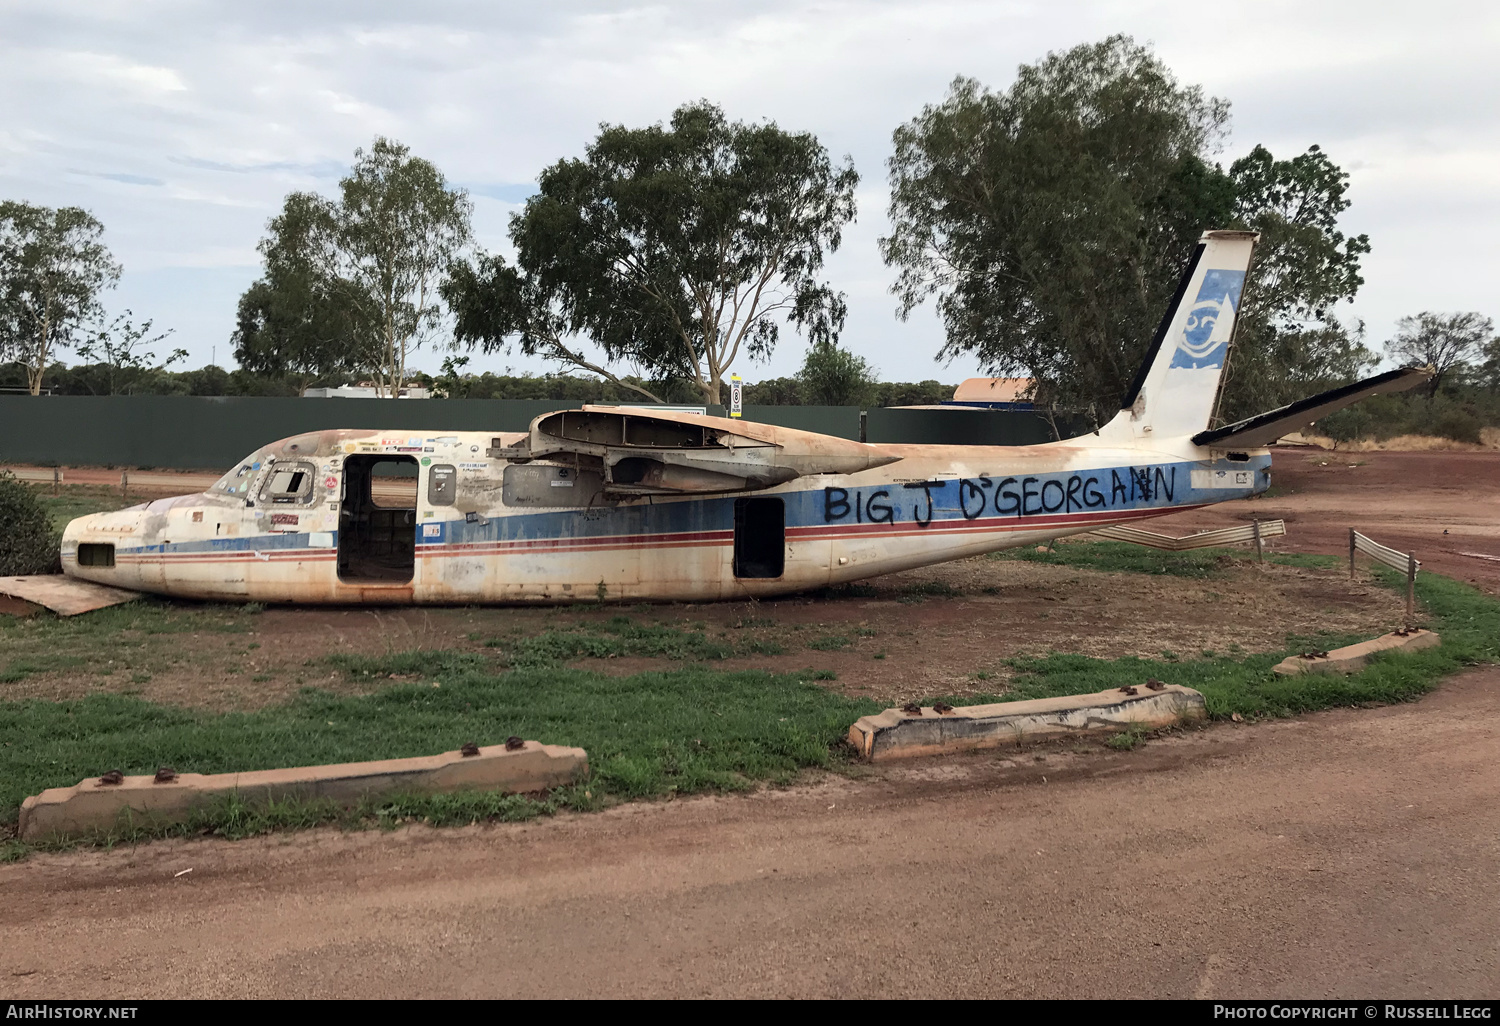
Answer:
[1153, 447, 1500, 594]
[2, 446, 1498, 997]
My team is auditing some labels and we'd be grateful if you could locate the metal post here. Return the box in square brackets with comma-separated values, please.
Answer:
[120, 469, 128, 501]
[1349, 528, 1356, 579]
[1252, 519, 1264, 563]
[52, 467, 61, 495]
[1406, 552, 1416, 624]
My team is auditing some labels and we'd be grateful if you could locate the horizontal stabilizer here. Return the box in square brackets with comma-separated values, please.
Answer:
[1192, 366, 1433, 449]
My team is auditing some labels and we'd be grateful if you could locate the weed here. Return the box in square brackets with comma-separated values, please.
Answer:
[1106, 727, 1149, 751]
[816, 583, 877, 600]
[807, 634, 852, 651]
[986, 539, 1333, 579]
[897, 581, 962, 604]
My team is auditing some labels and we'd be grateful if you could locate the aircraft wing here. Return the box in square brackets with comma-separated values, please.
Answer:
[497, 405, 900, 496]
[1191, 366, 1433, 449]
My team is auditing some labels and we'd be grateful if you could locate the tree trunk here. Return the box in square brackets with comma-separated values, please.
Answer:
[27, 307, 52, 396]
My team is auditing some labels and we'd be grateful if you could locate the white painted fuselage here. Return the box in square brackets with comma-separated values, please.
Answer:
[59, 420, 1269, 605]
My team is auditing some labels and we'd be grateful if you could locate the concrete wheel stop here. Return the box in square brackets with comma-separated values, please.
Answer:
[848, 684, 1207, 761]
[1273, 629, 1440, 677]
[18, 740, 589, 842]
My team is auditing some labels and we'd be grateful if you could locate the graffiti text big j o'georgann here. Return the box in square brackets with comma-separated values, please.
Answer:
[822, 466, 1180, 528]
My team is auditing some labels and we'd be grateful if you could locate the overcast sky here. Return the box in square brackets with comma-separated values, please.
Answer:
[2, 0, 1494, 386]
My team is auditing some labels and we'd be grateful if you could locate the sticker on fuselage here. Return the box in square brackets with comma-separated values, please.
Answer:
[1190, 469, 1252, 489]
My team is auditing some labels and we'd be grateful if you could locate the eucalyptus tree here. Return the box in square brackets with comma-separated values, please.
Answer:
[0, 201, 121, 394]
[882, 37, 1230, 417]
[445, 101, 859, 405]
[796, 340, 879, 406]
[1384, 311, 1494, 397]
[239, 138, 473, 395]
[1214, 143, 1376, 418]
[74, 309, 184, 395]
[882, 36, 1375, 423]
[232, 192, 367, 393]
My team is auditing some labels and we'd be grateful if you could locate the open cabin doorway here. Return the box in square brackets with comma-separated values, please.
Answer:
[733, 497, 785, 579]
[338, 455, 418, 583]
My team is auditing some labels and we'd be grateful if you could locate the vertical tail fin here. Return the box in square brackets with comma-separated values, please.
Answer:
[1106, 229, 1258, 441]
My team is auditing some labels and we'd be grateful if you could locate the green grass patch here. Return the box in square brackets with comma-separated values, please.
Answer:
[897, 581, 962, 603]
[0, 598, 255, 685]
[807, 634, 852, 651]
[3, 542, 1494, 856]
[29, 484, 140, 533]
[949, 569, 1499, 723]
[0, 664, 881, 830]
[467, 615, 784, 668]
[988, 539, 1334, 578]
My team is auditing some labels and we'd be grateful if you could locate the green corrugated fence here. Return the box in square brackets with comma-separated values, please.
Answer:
[0, 396, 1077, 471]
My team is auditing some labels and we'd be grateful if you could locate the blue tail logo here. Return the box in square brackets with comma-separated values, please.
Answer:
[1170, 269, 1246, 370]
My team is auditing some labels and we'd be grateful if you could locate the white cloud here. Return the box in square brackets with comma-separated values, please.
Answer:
[0, 0, 1494, 380]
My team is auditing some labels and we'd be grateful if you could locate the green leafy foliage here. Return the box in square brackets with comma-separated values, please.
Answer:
[235, 138, 473, 395]
[796, 340, 879, 406]
[882, 36, 1379, 423]
[446, 101, 859, 405]
[0, 201, 122, 394]
[1385, 312, 1495, 397]
[1216, 144, 1377, 420]
[0, 472, 59, 575]
[882, 36, 1231, 415]
[71, 309, 184, 395]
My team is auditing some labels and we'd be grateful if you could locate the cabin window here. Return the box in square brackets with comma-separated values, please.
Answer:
[427, 464, 456, 506]
[76, 543, 115, 567]
[733, 497, 784, 579]
[366, 460, 419, 509]
[259, 461, 316, 504]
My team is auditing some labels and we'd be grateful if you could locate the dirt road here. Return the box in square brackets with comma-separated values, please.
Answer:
[5, 667, 1497, 999]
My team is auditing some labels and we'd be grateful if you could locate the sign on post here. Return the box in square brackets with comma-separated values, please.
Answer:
[729, 374, 743, 419]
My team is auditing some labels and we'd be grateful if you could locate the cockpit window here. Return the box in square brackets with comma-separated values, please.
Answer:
[259, 461, 317, 504]
[211, 461, 261, 497]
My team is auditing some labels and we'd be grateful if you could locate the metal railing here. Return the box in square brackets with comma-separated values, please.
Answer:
[1087, 519, 1285, 558]
[1350, 529, 1420, 621]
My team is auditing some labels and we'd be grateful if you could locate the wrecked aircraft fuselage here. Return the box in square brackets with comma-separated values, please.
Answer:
[59, 231, 1430, 606]
[58, 405, 1269, 605]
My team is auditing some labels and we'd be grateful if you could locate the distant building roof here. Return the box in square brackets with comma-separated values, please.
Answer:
[304, 384, 430, 399]
[953, 377, 1033, 403]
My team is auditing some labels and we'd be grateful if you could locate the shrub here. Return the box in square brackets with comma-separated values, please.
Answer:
[1432, 408, 1484, 445]
[0, 472, 60, 575]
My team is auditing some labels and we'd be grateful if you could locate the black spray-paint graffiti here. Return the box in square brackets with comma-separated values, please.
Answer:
[823, 466, 1178, 528]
